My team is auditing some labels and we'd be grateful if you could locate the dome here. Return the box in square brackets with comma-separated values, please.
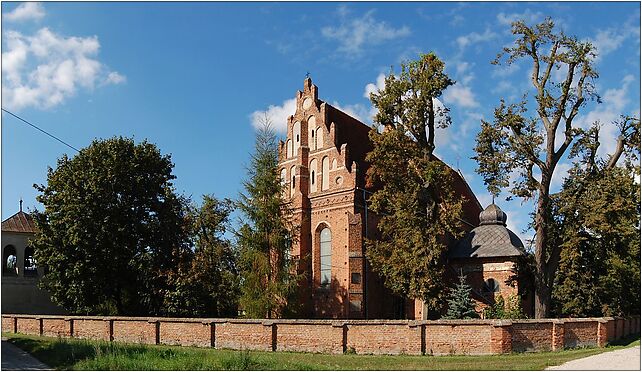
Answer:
[449, 203, 524, 259]
[479, 203, 507, 226]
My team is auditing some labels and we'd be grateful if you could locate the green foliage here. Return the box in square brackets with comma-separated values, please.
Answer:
[551, 164, 640, 317]
[483, 295, 526, 319]
[32, 137, 188, 316]
[444, 274, 478, 319]
[365, 53, 463, 315]
[237, 120, 301, 318]
[164, 195, 240, 318]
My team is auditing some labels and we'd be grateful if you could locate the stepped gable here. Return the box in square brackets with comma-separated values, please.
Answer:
[1, 211, 37, 234]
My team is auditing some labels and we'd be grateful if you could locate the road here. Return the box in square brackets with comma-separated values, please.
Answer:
[1, 339, 51, 371]
[547, 345, 640, 370]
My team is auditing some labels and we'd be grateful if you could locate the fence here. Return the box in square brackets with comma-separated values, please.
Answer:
[2, 314, 639, 355]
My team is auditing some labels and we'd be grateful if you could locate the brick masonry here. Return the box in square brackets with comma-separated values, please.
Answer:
[2, 314, 639, 356]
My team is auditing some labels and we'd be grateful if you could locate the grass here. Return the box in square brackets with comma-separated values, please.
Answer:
[3, 332, 639, 371]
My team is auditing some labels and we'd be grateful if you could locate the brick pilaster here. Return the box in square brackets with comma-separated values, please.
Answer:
[552, 320, 565, 351]
[597, 319, 608, 347]
[491, 320, 512, 354]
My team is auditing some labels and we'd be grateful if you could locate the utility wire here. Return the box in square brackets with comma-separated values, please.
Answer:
[2, 108, 80, 152]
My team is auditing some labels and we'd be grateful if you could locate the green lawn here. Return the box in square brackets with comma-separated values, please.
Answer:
[3, 333, 639, 370]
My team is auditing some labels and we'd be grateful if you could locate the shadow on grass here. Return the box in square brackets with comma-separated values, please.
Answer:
[608, 334, 641, 347]
[10, 336, 155, 369]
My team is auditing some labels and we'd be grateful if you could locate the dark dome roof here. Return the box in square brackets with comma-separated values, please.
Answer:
[479, 203, 507, 226]
[449, 204, 524, 259]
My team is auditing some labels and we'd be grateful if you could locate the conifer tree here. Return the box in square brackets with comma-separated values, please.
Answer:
[445, 274, 478, 319]
[237, 119, 300, 318]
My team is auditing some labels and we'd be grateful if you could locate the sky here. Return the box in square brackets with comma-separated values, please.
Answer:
[2, 2, 640, 245]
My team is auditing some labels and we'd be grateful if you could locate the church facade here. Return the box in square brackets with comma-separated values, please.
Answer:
[278, 78, 528, 320]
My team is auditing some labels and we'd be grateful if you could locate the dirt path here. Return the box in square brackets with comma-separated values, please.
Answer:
[547, 346, 640, 370]
[1, 339, 51, 371]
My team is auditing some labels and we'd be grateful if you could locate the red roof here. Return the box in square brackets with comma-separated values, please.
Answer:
[2, 211, 37, 234]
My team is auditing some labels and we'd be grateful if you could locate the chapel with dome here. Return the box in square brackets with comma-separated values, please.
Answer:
[279, 77, 531, 320]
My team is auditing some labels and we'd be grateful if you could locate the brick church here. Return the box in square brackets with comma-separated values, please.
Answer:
[278, 78, 528, 320]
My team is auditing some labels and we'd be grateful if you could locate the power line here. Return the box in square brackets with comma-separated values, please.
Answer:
[2, 108, 80, 152]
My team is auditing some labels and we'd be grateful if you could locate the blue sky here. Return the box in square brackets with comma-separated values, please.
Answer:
[2, 2, 640, 245]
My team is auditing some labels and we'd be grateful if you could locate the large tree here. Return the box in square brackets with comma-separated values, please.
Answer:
[237, 121, 301, 318]
[164, 195, 240, 318]
[32, 137, 188, 315]
[551, 117, 640, 317]
[473, 18, 639, 317]
[365, 53, 464, 316]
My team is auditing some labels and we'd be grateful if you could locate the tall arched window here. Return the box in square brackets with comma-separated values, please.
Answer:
[309, 159, 318, 193]
[293, 121, 301, 156]
[290, 165, 296, 197]
[321, 156, 330, 190]
[320, 227, 332, 287]
[286, 139, 292, 158]
[3, 245, 17, 276]
[24, 247, 37, 277]
[308, 116, 317, 150]
[316, 127, 323, 149]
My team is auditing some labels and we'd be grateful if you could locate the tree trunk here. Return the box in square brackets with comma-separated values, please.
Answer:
[534, 185, 551, 319]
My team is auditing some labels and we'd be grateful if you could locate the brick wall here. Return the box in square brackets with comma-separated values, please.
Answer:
[2, 314, 639, 356]
[159, 319, 212, 348]
[42, 318, 70, 337]
[346, 321, 421, 355]
[511, 321, 554, 351]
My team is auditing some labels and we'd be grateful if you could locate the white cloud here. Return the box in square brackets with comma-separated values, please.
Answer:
[491, 62, 520, 78]
[4, 2, 45, 22]
[2, 27, 125, 111]
[250, 98, 297, 133]
[443, 84, 479, 109]
[331, 101, 378, 125]
[104, 71, 126, 85]
[551, 161, 572, 190]
[456, 29, 497, 51]
[321, 9, 410, 57]
[576, 74, 635, 160]
[363, 73, 387, 99]
[496, 10, 544, 27]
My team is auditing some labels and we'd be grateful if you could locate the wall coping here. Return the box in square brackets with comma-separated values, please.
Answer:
[4, 314, 637, 325]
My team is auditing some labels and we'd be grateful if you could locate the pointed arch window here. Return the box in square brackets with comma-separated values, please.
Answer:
[320, 227, 332, 287]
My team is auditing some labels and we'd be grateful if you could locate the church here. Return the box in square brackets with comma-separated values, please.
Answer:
[278, 77, 529, 320]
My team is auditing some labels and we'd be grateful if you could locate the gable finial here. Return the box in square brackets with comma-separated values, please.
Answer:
[305, 71, 310, 79]
[19, 198, 23, 212]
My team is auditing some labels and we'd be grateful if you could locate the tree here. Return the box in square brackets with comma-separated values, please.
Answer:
[365, 52, 464, 316]
[551, 118, 640, 317]
[483, 295, 526, 319]
[473, 18, 639, 317]
[32, 137, 188, 315]
[237, 120, 300, 318]
[444, 274, 478, 319]
[164, 195, 240, 318]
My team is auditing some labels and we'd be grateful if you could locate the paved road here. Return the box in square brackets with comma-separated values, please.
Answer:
[547, 346, 641, 370]
[1, 339, 51, 371]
